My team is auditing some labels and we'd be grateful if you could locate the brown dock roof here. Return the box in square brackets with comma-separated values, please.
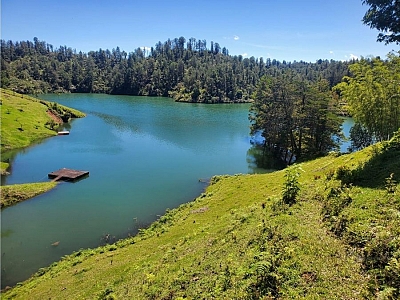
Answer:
[48, 168, 89, 181]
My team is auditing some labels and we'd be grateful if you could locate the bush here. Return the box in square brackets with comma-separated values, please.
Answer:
[282, 165, 301, 206]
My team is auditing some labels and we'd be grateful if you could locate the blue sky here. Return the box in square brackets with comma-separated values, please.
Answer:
[1, 0, 397, 62]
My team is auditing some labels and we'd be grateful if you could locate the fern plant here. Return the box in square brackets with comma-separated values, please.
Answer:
[282, 165, 301, 205]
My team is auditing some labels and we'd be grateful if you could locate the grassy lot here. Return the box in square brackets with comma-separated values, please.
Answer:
[2, 133, 399, 299]
[0, 182, 58, 208]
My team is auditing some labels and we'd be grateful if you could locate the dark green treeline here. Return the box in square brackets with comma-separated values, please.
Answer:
[1, 37, 352, 103]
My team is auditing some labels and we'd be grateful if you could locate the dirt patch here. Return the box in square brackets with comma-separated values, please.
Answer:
[47, 110, 63, 124]
[191, 207, 209, 214]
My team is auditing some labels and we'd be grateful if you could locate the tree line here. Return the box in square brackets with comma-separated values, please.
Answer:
[3, 37, 397, 162]
[1, 37, 352, 103]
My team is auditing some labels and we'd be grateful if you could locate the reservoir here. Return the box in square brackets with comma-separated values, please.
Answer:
[1, 94, 263, 288]
[0, 94, 353, 288]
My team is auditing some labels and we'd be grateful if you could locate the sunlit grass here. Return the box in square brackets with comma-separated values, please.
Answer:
[0, 89, 85, 152]
[1, 161, 9, 174]
[1, 89, 58, 152]
[0, 88, 85, 207]
[0, 182, 58, 208]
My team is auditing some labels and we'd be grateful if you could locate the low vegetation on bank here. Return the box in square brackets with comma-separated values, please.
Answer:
[0, 182, 58, 209]
[2, 132, 399, 299]
[1, 162, 10, 175]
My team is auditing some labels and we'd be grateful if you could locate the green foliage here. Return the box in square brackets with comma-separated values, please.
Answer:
[315, 133, 400, 298]
[1, 38, 352, 103]
[98, 287, 117, 300]
[362, 0, 400, 44]
[321, 181, 353, 236]
[385, 173, 397, 194]
[282, 165, 301, 205]
[335, 53, 400, 143]
[348, 122, 373, 151]
[250, 73, 341, 161]
[335, 165, 356, 185]
[1, 161, 10, 175]
[339, 131, 400, 188]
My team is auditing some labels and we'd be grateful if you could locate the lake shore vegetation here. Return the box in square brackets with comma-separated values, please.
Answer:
[1, 162, 10, 175]
[2, 132, 399, 298]
[334, 52, 400, 150]
[0, 182, 58, 209]
[250, 72, 342, 162]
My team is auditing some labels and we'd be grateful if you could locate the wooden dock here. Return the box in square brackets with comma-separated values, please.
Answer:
[48, 168, 89, 182]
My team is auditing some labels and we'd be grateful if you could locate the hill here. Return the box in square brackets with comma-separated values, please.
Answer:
[0, 88, 85, 153]
[2, 132, 399, 299]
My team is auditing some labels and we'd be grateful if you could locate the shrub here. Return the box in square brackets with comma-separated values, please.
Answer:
[282, 165, 301, 206]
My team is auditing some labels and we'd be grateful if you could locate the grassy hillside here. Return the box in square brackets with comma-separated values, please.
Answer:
[2, 133, 399, 299]
[0, 88, 85, 153]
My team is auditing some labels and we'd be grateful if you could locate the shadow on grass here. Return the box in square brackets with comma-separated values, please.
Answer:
[338, 131, 400, 189]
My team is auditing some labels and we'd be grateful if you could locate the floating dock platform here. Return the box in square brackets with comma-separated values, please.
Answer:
[48, 168, 89, 182]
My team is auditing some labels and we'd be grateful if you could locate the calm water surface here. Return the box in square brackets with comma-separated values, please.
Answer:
[1, 94, 266, 288]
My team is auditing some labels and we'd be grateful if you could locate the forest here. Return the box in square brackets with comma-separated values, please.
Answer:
[1, 37, 352, 103]
[2, 37, 399, 161]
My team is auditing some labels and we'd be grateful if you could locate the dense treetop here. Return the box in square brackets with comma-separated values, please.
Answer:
[1, 37, 352, 103]
[250, 71, 342, 161]
[362, 0, 400, 44]
[334, 52, 400, 149]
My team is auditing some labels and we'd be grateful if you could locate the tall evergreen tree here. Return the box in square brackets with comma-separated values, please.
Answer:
[250, 72, 341, 163]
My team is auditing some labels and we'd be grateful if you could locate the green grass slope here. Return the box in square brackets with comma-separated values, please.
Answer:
[0, 88, 85, 153]
[2, 133, 399, 299]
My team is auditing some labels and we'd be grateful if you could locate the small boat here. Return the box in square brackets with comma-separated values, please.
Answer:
[57, 131, 70, 135]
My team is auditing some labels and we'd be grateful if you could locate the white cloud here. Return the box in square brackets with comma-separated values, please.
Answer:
[242, 53, 248, 57]
[329, 51, 334, 54]
[234, 35, 240, 41]
[349, 53, 358, 60]
[343, 53, 359, 61]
